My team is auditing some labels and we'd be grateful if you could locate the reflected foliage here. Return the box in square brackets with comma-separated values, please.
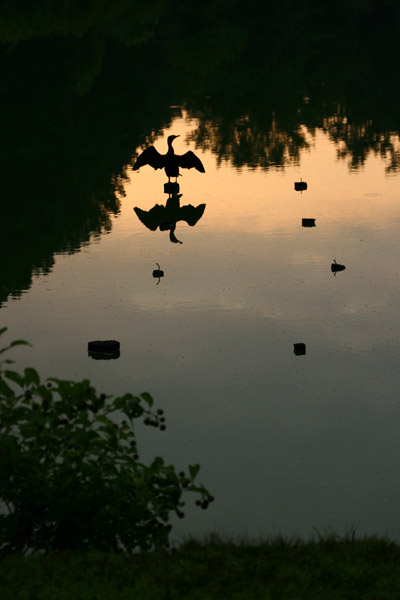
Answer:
[0, 0, 399, 303]
[323, 116, 400, 173]
[185, 99, 400, 175]
[180, 0, 400, 173]
[186, 110, 311, 171]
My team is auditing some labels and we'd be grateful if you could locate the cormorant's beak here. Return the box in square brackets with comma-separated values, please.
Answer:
[174, 135, 180, 139]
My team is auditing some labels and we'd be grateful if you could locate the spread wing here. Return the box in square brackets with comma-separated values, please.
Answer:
[176, 151, 205, 173]
[178, 203, 206, 226]
[132, 146, 165, 171]
[134, 205, 165, 230]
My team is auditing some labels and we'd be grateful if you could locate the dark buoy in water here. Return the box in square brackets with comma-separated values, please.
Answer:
[164, 182, 180, 194]
[295, 178, 308, 192]
[331, 259, 346, 274]
[294, 343, 306, 356]
[88, 340, 120, 360]
[302, 218, 315, 227]
[153, 263, 164, 284]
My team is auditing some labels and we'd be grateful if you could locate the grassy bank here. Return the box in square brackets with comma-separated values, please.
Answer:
[1, 534, 400, 599]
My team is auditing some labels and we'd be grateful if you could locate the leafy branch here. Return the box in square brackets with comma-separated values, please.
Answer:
[0, 328, 213, 554]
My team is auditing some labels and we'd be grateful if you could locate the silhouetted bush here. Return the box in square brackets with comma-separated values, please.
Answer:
[0, 328, 212, 554]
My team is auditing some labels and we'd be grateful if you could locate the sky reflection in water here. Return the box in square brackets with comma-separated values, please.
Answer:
[2, 116, 400, 541]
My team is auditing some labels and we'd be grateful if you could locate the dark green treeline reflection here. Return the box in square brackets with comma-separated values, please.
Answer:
[1, 0, 399, 304]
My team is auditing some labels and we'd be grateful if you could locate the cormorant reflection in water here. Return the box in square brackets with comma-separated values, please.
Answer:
[133, 193, 206, 244]
[132, 135, 205, 182]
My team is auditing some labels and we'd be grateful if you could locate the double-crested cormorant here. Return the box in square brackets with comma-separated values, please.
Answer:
[134, 193, 206, 244]
[132, 135, 205, 182]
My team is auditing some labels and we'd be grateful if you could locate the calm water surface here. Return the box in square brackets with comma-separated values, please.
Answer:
[2, 115, 400, 541]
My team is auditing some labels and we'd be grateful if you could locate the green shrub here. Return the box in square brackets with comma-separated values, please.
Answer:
[0, 328, 212, 554]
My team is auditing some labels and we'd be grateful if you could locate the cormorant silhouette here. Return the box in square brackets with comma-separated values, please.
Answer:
[132, 135, 205, 182]
[134, 193, 206, 244]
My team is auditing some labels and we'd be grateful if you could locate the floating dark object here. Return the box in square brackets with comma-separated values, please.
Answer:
[294, 343, 306, 356]
[89, 350, 120, 360]
[294, 178, 308, 192]
[302, 218, 315, 227]
[132, 135, 205, 183]
[153, 263, 164, 284]
[164, 181, 180, 194]
[88, 340, 120, 353]
[331, 259, 346, 273]
[88, 340, 120, 360]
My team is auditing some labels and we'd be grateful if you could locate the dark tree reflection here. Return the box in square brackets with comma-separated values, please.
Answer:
[323, 116, 400, 173]
[185, 103, 400, 174]
[186, 111, 311, 171]
[0, 37, 177, 305]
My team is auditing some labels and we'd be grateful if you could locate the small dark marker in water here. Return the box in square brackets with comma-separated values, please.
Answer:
[153, 263, 164, 284]
[153, 262, 164, 278]
[88, 340, 120, 353]
[302, 218, 315, 227]
[294, 178, 308, 192]
[294, 343, 306, 356]
[331, 259, 346, 273]
[88, 340, 120, 360]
